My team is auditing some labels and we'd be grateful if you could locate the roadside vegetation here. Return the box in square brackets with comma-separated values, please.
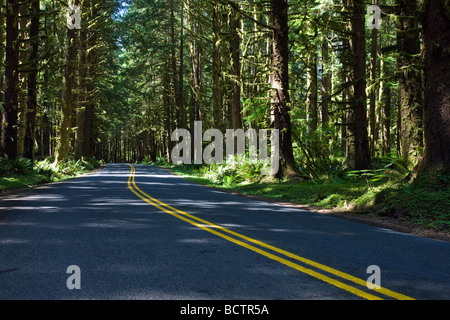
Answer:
[0, 157, 101, 192]
[145, 156, 450, 233]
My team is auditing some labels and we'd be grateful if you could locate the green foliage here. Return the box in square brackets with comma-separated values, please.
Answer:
[242, 98, 270, 129]
[160, 153, 449, 233]
[189, 155, 271, 186]
[0, 156, 13, 175]
[345, 155, 410, 187]
[0, 156, 100, 190]
[0, 156, 33, 175]
[147, 156, 171, 167]
[378, 174, 450, 231]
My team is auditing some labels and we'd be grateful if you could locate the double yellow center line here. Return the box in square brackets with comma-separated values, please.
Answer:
[127, 164, 414, 300]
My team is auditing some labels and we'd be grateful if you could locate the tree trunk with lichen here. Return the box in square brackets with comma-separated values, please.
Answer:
[396, 0, 423, 169]
[23, 0, 40, 161]
[55, 0, 80, 163]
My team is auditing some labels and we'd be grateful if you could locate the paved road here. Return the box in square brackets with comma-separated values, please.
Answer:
[0, 163, 449, 300]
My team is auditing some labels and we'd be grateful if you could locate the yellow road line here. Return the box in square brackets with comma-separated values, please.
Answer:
[127, 164, 415, 300]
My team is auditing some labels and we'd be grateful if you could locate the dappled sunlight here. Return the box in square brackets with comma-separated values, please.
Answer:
[93, 179, 127, 184]
[136, 181, 178, 186]
[178, 238, 213, 244]
[170, 198, 244, 209]
[81, 219, 153, 229]
[133, 173, 178, 179]
[268, 228, 293, 233]
[376, 228, 416, 238]
[2, 194, 66, 202]
[0, 238, 30, 245]
[66, 186, 98, 190]
[88, 197, 147, 206]
[220, 223, 249, 229]
[0, 206, 60, 212]
[0, 221, 36, 226]
[1, 164, 448, 300]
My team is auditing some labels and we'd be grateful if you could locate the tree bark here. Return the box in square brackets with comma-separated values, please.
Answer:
[382, 86, 392, 156]
[321, 39, 331, 156]
[75, 28, 87, 160]
[17, 3, 28, 157]
[306, 47, 318, 147]
[178, 2, 185, 129]
[270, 0, 298, 178]
[230, 12, 242, 130]
[351, 0, 371, 170]
[369, 25, 378, 157]
[397, 0, 423, 168]
[0, 2, 4, 138]
[418, 0, 450, 175]
[2, 0, 20, 159]
[83, 27, 97, 158]
[55, 0, 80, 162]
[23, 0, 40, 160]
[212, 3, 222, 129]
[170, 0, 183, 130]
[321, 40, 330, 126]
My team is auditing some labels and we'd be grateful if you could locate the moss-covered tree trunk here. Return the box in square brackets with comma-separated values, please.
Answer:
[396, 0, 423, 169]
[23, 0, 40, 161]
[55, 0, 80, 163]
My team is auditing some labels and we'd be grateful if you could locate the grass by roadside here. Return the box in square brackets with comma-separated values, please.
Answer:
[0, 156, 102, 192]
[150, 158, 450, 240]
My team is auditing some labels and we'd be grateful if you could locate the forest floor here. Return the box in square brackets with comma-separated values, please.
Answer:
[164, 164, 450, 242]
[0, 157, 103, 194]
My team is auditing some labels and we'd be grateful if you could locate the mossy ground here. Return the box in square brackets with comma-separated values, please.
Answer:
[165, 163, 450, 237]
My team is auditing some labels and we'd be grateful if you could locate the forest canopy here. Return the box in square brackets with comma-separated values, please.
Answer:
[0, 0, 449, 179]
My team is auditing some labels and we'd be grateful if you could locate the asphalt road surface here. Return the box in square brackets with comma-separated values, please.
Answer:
[1, 163, 449, 300]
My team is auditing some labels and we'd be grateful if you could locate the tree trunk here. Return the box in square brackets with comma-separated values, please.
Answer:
[382, 86, 392, 156]
[83, 28, 97, 158]
[351, 0, 371, 170]
[23, 0, 40, 161]
[0, 2, 4, 140]
[230, 12, 242, 130]
[55, 0, 80, 162]
[212, 3, 222, 129]
[321, 39, 331, 155]
[397, 0, 423, 168]
[369, 25, 378, 157]
[321, 40, 330, 126]
[306, 48, 318, 152]
[270, 0, 298, 178]
[163, 57, 173, 162]
[192, 28, 202, 122]
[178, 2, 185, 129]
[17, 3, 28, 157]
[75, 28, 87, 160]
[2, 0, 20, 159]
[418, 0, 450, 175]
[170, 0, 183, 130]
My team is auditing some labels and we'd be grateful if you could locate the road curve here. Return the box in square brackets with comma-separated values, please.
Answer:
[0, 163, 449, 300]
